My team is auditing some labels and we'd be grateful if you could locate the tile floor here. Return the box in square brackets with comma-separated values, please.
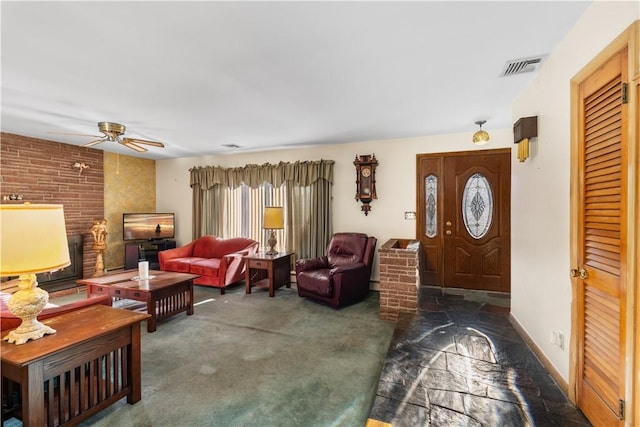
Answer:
[368, 287, 592, 426]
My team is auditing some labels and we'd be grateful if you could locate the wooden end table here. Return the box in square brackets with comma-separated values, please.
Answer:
[244, 252, 294, 297]
[1, 305, 148, 427]
[78, 270, 199, 332]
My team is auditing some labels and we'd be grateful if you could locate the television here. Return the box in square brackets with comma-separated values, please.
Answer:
[123, 213, 175, 241]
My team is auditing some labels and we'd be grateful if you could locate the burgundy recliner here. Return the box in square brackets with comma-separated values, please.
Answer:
[295, 232, 377, 308]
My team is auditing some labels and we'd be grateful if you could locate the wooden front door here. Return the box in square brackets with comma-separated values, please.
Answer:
[417, 149, 511, 292]
[572, 46, 628, 426]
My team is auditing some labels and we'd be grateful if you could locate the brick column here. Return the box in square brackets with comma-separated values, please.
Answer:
[378, 239, 421, 321]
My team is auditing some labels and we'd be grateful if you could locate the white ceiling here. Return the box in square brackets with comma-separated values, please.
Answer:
[1, 1, 591, 160]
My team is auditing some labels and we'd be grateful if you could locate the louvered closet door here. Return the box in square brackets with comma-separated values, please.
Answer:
[576, 47, 627, 426]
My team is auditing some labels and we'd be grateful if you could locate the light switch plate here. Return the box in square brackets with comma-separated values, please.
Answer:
[404, 211, 416, 220]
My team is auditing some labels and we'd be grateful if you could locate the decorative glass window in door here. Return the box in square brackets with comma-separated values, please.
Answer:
[425, 175, 437, 238]
[462, 173, 493, 239]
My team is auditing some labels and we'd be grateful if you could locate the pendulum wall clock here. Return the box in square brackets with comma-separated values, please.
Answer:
[353, 154, 378, 215]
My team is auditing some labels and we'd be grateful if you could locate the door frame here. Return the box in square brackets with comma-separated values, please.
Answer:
[569, 21, 639, 424]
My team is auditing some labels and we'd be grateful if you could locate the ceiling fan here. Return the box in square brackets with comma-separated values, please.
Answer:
[49, 122, 165, 153]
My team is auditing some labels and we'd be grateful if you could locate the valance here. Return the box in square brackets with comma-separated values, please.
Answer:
[190, 160, 334, 190]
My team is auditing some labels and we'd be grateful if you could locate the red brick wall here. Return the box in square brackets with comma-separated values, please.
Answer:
[378, 239, 420, 321]
[1, 133, 104, 278]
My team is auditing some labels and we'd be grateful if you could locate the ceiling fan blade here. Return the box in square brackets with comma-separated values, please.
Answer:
[123, 138, 165, 148]
[48, 131, 102, 138]
[121, 140, 148, 152]
[81, 138, 107, 147]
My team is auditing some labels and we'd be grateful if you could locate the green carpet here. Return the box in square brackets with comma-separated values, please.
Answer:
[53, 284, 395, 426]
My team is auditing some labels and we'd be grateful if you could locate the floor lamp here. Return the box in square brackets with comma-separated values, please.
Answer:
[263, 206, 284, 256]
[0, 203, 70, 345]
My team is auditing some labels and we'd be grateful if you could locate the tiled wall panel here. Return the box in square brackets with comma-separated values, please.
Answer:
[104, 152, 156, 269]
[1, 133, 104, 278]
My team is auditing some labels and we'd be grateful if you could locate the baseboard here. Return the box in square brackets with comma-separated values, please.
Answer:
[508, 313, 569, 395]
[365, 419, 392, 427]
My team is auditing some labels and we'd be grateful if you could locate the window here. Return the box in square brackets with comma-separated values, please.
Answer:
[425, 175, 437, 238]
[462, 173, 493, 239]
[191, 160, 334, 258]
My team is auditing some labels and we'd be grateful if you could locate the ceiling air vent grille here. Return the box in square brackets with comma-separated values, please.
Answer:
[501, 55, 546, 77]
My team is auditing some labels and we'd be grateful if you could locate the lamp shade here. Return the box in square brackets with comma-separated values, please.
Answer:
[472, 130, 490, 145]
[0, 203, 70, 276]
[472, 120, 490, 145]
[263, 207, 284, 229]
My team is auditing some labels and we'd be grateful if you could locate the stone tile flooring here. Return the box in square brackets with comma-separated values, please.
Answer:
[368, 287, 592, 426]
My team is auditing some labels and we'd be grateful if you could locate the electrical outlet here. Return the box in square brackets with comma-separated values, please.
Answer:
[556, 331, 564, 350]
[551, 330, 565, 350]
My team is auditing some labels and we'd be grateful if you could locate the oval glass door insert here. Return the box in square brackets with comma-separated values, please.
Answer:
[462, 173, 493, 239]
[425, 175, 437, 238]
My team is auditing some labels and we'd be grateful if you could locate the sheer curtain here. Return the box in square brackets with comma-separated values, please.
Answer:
[190, 160, 334, 259]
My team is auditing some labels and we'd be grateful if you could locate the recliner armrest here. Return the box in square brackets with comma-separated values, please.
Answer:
[295, 257, 329, 273]
[329, 263, 366, 275]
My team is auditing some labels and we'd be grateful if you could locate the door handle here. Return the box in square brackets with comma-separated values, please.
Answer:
[445, 230, 452, 235]
[570, 267, 588, 280]
[446, 221, 452, 227]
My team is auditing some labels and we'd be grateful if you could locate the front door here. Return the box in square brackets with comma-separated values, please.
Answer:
[417, 149, 511, 292]
[572, 46, 628, 427]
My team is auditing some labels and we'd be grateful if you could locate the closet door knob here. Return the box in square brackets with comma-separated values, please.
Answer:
[570, 267, 588, 279]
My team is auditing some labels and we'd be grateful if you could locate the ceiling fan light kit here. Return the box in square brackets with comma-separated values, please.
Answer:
[98, 121, 125, 140]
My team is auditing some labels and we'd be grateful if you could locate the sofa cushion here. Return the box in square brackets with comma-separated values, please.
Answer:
[190, 258, 221, 278]
[163, 257, 208, 273]
[191, 236, 220, 258]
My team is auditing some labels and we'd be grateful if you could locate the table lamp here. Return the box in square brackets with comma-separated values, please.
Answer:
[0, 203, 71, 345]
[263, 206, 284, 256]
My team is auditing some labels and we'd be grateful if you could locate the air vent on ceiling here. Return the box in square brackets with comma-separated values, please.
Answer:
[221, 143, 240, 149]
[500, 55, 546, 77]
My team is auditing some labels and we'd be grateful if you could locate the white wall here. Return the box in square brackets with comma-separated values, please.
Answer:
[156, 1, 638, 386]
[156, 130, 512, 284]
[511, 2, 638, 381]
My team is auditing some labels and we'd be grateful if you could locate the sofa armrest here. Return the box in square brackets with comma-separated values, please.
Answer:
[159, 243, 194, 270]
[1, 294, 113, 331]
[219, 251, 250, 286]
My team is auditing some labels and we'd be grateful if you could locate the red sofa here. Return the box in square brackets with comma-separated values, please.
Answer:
[1, 293, 113, 331]
[158, 235, 259, 294]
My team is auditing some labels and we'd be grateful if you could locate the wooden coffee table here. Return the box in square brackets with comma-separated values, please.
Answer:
[78, 270, 199, 332]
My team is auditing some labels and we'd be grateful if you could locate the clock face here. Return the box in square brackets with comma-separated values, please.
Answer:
[361, 167, 371, 178]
